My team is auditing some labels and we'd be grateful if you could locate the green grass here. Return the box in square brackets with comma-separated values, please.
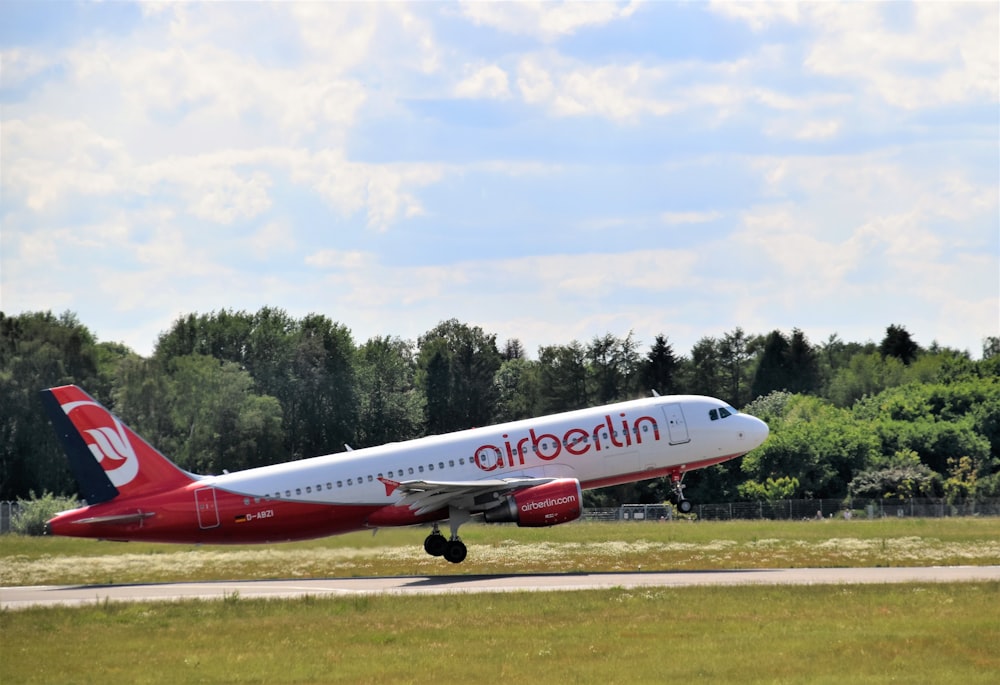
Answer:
[2, 583, 998, 684]
[3, 519, 998, 683]
[2, 518, 998, 586]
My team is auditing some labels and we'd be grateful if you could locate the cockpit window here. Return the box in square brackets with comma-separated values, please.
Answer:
[710, 407, 735, 421]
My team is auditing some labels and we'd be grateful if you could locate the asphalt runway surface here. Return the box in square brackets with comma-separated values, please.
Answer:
[4, 566, 999, 610]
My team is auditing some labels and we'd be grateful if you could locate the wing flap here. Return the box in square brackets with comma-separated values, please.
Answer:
[391, 477, 555, 516]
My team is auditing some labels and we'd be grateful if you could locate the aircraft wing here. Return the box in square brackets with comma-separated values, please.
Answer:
[383, 477, 555, 516]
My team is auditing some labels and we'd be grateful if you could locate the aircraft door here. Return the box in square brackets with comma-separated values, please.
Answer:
[195, 487, 221, 529]
[662, 404, 690, 445]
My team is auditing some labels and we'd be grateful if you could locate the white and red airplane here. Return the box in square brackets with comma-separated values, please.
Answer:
[42, 384, 768, 563]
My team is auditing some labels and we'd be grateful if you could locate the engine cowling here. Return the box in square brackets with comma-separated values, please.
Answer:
[483, 478, 583, 527]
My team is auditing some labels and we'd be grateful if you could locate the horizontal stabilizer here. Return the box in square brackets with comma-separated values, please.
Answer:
[72, 511, 156, 525]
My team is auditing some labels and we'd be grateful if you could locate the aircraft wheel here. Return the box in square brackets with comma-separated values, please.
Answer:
[443, 539, 467, 564]
[424, 533, 447, 557]
[678, 499, 693, 514]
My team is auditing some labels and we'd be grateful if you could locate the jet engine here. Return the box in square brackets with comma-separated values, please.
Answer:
[483, 478, 583, 527]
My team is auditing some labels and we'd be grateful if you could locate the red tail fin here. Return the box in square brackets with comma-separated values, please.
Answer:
[43, 385, 196, 501]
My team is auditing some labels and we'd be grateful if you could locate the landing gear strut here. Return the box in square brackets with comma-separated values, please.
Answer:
[422, 509, 469, 564]
[670, 470, 693, 514]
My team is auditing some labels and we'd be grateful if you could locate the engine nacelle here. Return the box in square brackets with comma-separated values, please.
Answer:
[483, 478, 583, 527]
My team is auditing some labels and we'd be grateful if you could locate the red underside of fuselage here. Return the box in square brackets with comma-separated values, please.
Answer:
[49, 452, 747, 544]
[579, 452, 746, 490]
[47, 485, 419, 544]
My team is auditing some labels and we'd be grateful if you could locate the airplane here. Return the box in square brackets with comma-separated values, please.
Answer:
[41, 384, 768, 563]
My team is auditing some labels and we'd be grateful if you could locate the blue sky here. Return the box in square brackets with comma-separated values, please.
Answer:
[2, 1, 997, 359]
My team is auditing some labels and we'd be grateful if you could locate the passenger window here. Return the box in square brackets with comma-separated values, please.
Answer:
[439, 462, 444, 470]
[285, 490, 291, 497]
[428, 464, 434, 471]
[326, 483, 332, 490]
[306, 486, 311, 494]
[296, 488, 302, 495]
[337, 481, 343, 488]
[449, 460, 455, 467]
[367, 475, 373, 482]
[409, 467, 415, 475]
[347, 479, 353, 486]
[418, 466, 424, 473]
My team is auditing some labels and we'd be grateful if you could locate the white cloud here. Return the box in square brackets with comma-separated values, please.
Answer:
[764, 118, 841, 141]
[802, 3, 999, 109]
[454, 64, 511, 99]
[297, 151, 443, 232]
[737, 205, 861, 288]
[459, 0, 641, 42]
[1, 2, 995, 362]
[733, 149, 998, 347]
[2, 117, 127, 211]
[189, 171, 272, 225]
[0, 48, 55, 87]
[516, 56, 673, 122]
[249, 221, 297, 259]
[304, 250, 372, 270]
[709, 1, 801, 32]
[66, 37, 369, 148]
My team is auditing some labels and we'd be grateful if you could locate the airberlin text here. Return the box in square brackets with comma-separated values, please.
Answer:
[474, 413, 660, 472]
[522, 494, 577, 512]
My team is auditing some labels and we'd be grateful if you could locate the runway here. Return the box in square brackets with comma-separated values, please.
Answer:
[3, 565, 998, 610]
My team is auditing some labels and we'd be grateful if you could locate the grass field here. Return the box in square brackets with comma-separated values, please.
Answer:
[2, 584, 998, 683]
[2, 517, 998, 586]
[2, 518, 998, 683]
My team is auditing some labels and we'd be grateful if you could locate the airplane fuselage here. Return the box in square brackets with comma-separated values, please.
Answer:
[47, 393, 767, 546]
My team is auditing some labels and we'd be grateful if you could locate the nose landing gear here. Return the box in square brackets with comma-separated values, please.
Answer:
[670, 470, 693, 514]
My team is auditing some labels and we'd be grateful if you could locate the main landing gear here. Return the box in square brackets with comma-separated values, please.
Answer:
[423, 507, 470, 564]
[670, 470, 693, 514]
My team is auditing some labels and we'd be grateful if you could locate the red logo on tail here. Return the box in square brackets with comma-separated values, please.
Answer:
[64, 401, 140, 487]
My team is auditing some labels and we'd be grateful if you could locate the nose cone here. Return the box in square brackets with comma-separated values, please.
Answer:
[743, 414, 769, 449]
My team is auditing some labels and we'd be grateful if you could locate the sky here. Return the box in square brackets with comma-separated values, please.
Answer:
[2, 1, 998, 360]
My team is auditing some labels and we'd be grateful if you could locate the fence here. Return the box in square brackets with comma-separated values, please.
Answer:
[583, 498, 1000, 522]
[1, 501, 18, 534]
[3, 498, 1000, 534]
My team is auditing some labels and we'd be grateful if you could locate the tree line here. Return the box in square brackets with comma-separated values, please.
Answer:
[1, 309, 997, 506]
